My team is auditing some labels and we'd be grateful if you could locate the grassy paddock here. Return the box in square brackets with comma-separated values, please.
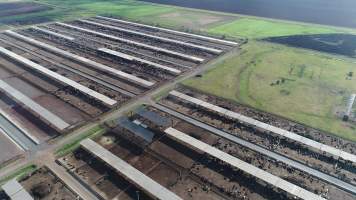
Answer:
[184, 41, 356, 141]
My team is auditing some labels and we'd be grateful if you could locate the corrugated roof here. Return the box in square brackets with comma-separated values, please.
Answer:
[169, 90, 356, 163]
[165, 127, 326, 200]
[80, 139, 183, 200]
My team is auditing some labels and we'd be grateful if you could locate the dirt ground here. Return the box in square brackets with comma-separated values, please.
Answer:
[158, 10, 236, 29]
[2, 75, 87, 126]
[0, 104, 55, 143]
[0, 130, 23, 164]
[20, 167, 80, 200]
[170, 176, 227, 200]
[141, 105, 355, 199]
[59, 119, 297, 200]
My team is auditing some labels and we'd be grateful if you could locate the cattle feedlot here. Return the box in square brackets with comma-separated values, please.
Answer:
[0, 11, 355, 200]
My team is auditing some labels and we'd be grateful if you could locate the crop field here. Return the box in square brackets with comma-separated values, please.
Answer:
[3, 0, 351, 38]
[0, 2, 50, 18]
[0, 1, 53, 27]
[0, 0, 237, 33]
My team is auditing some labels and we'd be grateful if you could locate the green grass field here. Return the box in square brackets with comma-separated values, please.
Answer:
[1, 0, 355, 141]
[208, 18, 340, 38]
[184, 41, 356, 141]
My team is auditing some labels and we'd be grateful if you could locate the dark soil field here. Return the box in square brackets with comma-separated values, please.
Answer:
[0, 15, 52, 26]
[0, 2, 50, 18]
[0, 2, 52, 25]
[142, 0, 356, 28]
[264, 34, 356, 57]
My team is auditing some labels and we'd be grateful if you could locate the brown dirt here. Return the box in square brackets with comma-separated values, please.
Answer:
[0, 131, 23, 164]
[20, 167, 79, 200]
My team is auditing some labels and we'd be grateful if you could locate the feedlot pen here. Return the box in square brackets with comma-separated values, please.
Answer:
[0, 16, 237, 162]
[57, 103, 354, 200]
[2, 15, 356, 200]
